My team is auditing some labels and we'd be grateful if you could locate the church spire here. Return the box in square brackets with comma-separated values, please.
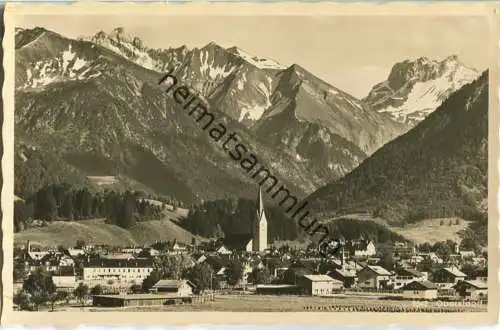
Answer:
[257, 186, 264, 219]
[256, 186, 267, 224]
[253, 186, 268, 252]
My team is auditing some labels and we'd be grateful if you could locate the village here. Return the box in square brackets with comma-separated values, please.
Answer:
[12, 189, 488, 312]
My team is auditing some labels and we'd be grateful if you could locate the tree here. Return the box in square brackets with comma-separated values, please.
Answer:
[142, 270, 160, 293]
[49, 290, 69, 311]
[226, 259, 245, 286]
[61, 194, 74, 220]
[13, 290, 30, 310]
[90, 285, 103, 296]
[250, 267, 271, 285]
[22, 270, 56, 310]
[378, 252, 395, 271]
[36, 187, 57, 221]
[73, 283, 89, 304]
[119, 191, 137, 228]
[13, 259, 28, 283]
[187, 263, 215, 292]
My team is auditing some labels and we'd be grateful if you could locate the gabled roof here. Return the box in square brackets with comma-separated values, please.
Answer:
[401, 280, 438, 291]
[363, 265, 391, 276]
[152, 279, 196, 289]
[455, 280, 487, 290]
[329, 268, 357, 278]
[443, 267, 467, 277]
[302, 274, 342, 283]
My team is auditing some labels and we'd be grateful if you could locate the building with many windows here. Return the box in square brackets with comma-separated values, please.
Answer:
[83, 258, 154, 287]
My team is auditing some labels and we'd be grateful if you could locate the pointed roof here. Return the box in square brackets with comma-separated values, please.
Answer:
[256, 186, 267, 223]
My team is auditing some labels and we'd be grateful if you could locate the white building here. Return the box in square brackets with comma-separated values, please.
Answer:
[401, 280, 438, 300]
[83, 258, 153, 286]
[150, 279, 196, 297]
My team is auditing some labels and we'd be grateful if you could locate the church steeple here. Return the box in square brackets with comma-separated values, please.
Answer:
[253, 186, 268, 252]
[257, 186, 267, 224]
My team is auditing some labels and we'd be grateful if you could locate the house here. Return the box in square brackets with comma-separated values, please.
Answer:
[419, 252, 443, 264]
[83, 258, 154, 286]
[393, 242, 416, 256]
[401, 280, 438, 300]
[453, 280, 487, 301]
[52, 266, 76, 292]
[472, 257, 487, 266]
[459, 251, 476, 258]
[215, 245, 232, 255]
[353, 240, 377, 258]
[195, 255, 208, 264]
[67, 248, 85, 257]
[327, 268, 357, 288]
[344, 239, 376, 258]
[296, 274, 343, 296]
[357, 265, 392, 289]
[59, 255, 75, 267]
[150, 279, 196, 297]
[392, 268, 425, 290]
[409, 255, 424, 265]
[121, 247, 143, 254]
[473, 268, 488, 282]
[171, 242, 188, 252]
[432, 267, 467, 286]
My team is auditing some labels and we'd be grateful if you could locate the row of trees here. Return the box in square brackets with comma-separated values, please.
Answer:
[14, 270, 90, 311]
[14, 183, 166, 232]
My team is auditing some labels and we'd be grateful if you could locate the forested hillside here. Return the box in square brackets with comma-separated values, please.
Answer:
[14, 183, 164, 232]
[307, 71, 488, 231]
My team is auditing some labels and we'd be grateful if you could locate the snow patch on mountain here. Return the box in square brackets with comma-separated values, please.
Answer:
[227, 46, 286, 70]
[21, 44, 100, 89]
[366, 55, 480, 126]
[200, 50, 234, 80]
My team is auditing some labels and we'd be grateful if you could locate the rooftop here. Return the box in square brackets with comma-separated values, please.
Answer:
[302, 274, 342, 282]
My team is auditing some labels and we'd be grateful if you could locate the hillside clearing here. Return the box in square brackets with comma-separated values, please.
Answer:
[14, 218, 202, 248]
[389, 217, 470, 244]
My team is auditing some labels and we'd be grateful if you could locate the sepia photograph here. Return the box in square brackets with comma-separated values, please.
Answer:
[1, 2, 498, 326]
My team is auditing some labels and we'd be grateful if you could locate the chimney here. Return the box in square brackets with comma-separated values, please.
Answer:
[26, 240, 31, 253]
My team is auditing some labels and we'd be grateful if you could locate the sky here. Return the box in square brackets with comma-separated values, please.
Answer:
[18, 15, 489, 98]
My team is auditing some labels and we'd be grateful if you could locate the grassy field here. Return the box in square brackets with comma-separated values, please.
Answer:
[329, 213, 470, 244]
[14, 217, 202, 247]
[82, 295, 487, 313]
[389, 217, 470, 244]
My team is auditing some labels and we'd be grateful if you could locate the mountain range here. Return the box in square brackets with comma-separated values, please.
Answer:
[14, 27, 404, 203]
[14, 26, 488, 245]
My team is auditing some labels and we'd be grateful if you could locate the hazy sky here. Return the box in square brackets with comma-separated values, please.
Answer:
[18, 15, 489, 98]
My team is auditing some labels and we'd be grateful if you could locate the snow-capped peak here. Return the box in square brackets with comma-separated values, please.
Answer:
[226, 46, 286, 70]
[364, 55, 480, 126]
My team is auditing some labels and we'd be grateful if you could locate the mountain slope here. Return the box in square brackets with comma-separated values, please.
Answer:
[307, 70, 488, 225]
[88, 28, 405, 162]
[14, 218, 202, 247]
[15, 26, 408, 203]
[14, 27, 327, 203]
[364, 56, 479, 126]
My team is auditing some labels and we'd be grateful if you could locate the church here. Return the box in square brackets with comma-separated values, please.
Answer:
[221, 187, 268, 253]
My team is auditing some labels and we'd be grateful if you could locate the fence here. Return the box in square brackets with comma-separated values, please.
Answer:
[303, 304, 486, 312]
